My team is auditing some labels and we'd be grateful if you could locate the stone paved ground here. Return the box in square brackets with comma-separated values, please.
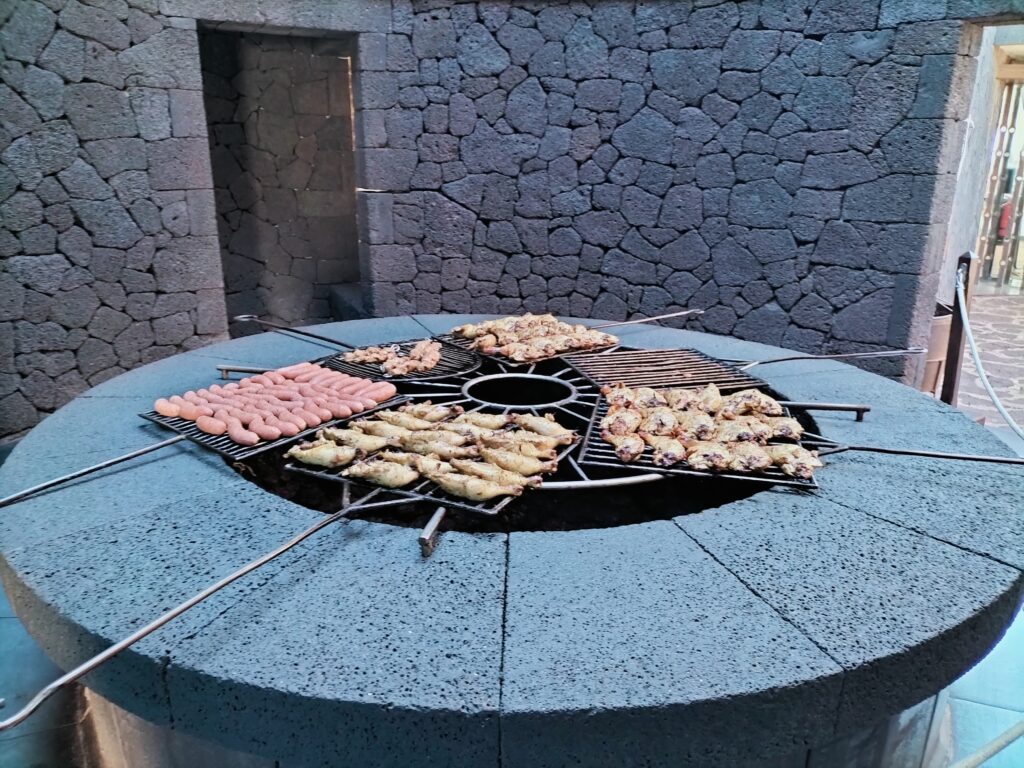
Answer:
[957, 295, 1024, 427]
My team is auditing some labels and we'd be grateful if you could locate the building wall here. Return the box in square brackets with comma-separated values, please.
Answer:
[200, 30, 359, 337]
[2, 0, 1024, 441]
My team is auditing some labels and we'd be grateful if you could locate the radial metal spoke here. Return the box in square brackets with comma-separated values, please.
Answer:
[566, 455, 591, 480]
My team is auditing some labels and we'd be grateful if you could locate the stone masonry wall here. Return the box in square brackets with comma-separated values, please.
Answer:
[200, 30, 359, 337]
[3, 0, 1024, 442]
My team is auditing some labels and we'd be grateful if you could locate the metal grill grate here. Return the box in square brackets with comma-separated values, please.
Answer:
[578, 398, 818, 489]
[565, 348, 765, 392]
[140, 396, 408, 462]
[319, 338, 480, 381]
[436, 332, 620, 367]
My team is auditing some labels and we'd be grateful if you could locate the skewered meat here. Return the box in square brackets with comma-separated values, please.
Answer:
[600, 407, 642, 435]
[343, 345, 398, 363]
[399, 401, 463, 422]
[763, 416, 804, 440]
[451, 459, 542, 488]
[479, 433, 557, 458]
[718, 388, 783, 418]
[511, 413, 576, 443]
[375, 411, 435, 430]
[343, 460, 419, 487]
[601, 432, 646, 463]
[480, 448, 556, 476]
[285, 440, 358, 468]
[455, 412, 513, 430]
[426, 472, 523, 501]
[684, 441, 731, 471]
[727, 443, 771, 472]
[674, 411, 715, 440]
[320, 427, 393, 453]
[640, 435, 688, 467]
[764, 445, 822, 479]
[350, 420, 412, 438]
[714, 416, 772, 444]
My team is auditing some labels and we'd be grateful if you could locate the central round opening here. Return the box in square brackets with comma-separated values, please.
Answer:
[462, 373, 578, 410]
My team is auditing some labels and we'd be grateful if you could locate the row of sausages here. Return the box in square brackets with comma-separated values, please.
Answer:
[152, 361, 398, 446]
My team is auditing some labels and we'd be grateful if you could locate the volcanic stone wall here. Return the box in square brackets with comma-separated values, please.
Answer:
[200, 30, 360, 338]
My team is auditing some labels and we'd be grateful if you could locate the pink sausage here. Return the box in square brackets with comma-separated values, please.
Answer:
[154, 398, 180, 417]
[264, 371, 287, 385]
[226, 418, 260, 446]
[334, 397, 365, 414]
[322, 401, 353, 419]
[302, 399, 333, 421]
[276, 362, 317, 377]
[196, 415, 228, 435]
[293, 408, 321, 427]
[247, 374, 272, 386]
[177, 402, 202, 421]
[356, 382, 398, 401]
[265, 416, 300, 437]
[248, 417, 281, 441]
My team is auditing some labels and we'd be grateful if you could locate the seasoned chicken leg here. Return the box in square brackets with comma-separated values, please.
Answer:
[320, 427, 392, 453]
[640, 434, 687, 467]
[343, 460, 419, 487]
[451, 458, 541, 488]
[426, 472, 523, 501]
[673, 411, 715, 440]
[511, 413, 576, 443]
[714, 416, 772, 444]
[399, 401, 464, 422]
[726, 442, 772, 472]
[285, 440, 358, 468]
[455, 412, 513, 430]
[375, 411, 435, 430]
[480, 448, 556, 475]
[601, 432, 646, 463]
[600, 406, 642, 435]
[764, 444, 822, 479]
[684, 441, 731, 471]
[718, 388, 783, 418]
[763, 416, 804, 440]
[349, 420, 412, 438]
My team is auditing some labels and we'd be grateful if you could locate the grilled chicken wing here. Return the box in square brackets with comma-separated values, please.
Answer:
[641, 434, 688, 467]
[714, 416, 772, 443]
[349, 420, 412, 438]
[600, 406, 642, 435]
[511, 413, 576, 443]
[399, 401, 463, 422]
[674, 411, 715, 440]
[684, 441, 732, 471]
[375, 411, 435, 430]
[764, 444, 822, 479]
[320, 427, 392, 453]
[427, 472, 523, 500]
[727, 442, 772, 472]
[480, 448, 556, 476]
[455, 412, 513, 430]
[600, 432, 646, 463]
[285, 440, 358, 468]
[343, 460, 419, 487]
[763, 416, 804, 440]
[451, 458, 541, 488]
[718, 388, 783, 418]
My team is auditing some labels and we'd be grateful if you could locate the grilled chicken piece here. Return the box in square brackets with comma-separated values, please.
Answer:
[727, 442, 772, 472]
[663, 387, 702, 410]
[479, 432, 557, 458]
[718, 388, 783, 418]
[379, 450, 421, 466]
[405, 429, 469, 445]
[350, 420, 412, 438]
[426, 472, 523, 501]
[600, 383, 666, 409]
[397, 435, 480, 459]
[455, 412, 513, 430]
[451, 458, 541, 488]
[640, 435, 687, 467]
[600, 432, 646, 463]
[601, 383, 635, 408]
[674, 411, 715, 440]
[321, 427, 392, 453]
[343, 345, 398, 363]
[375, 411, 435, 430]
[714, 416, 772, 444]
[684, 441, 732, 471]
[638, 407, 679, 436]
[632, 387, 667, 408]
[503, 430, 561, 450]
[344, 460, 419, 487]
[763, 416, 804, 440]
[511, 413, 576, 443]
[698, 383, 723, 414]
[414, 455, 454, 475]
[436, 421, 498, 440]
[285, 440, 358, 468]
[764, 444, 822, 479]
[399, 401, 463, 422]
[600, 406, 642, 435]
[480, 448, 556, 475]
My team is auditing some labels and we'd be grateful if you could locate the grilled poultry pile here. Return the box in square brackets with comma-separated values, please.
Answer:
[342, 339, 443, 376]
[287, 401, 576, 501]
[451, 314, 618, 362]
[599, 383, 822, 479]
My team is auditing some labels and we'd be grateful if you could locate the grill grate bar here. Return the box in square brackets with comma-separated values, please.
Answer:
[566, 348, 765, 392]
[319, 337, 480, 382]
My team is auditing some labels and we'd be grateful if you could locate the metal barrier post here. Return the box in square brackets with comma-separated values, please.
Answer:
[940, 253, 975, 406]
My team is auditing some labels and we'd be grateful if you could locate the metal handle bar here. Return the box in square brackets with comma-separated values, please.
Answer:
[778, 401, 871, 422]
[0, 436, 186, 509]
[724, 347, 926, 371]
[802, 439, 1024, 466]
[590, 308, 704, 330]
[0, 492, 411, 732]
[232, 315, 357, 350]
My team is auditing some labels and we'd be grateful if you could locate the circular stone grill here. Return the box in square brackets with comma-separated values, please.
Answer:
[0, 315, 1021, 768]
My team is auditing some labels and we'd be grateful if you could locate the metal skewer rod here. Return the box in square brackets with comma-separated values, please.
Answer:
[590, 308, 704, 330]
[726, 348, 926, 371]
[232, 314, 357, 350]
[0, 490, 410, 732]
[805, 442, 1024, 466]
[0, 435, 187, 509]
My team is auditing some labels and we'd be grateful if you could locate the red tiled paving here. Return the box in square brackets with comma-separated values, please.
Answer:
[957, 296, 1024, 427]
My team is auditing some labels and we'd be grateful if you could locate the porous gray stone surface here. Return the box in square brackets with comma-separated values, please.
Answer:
[0, 318, 1022, 768]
